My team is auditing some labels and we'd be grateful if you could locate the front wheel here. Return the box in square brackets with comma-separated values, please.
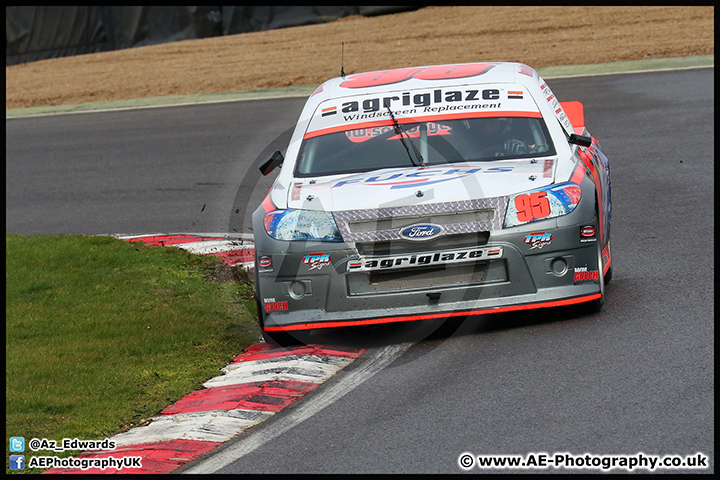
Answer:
[587, 226, 606, 313]
[604, 265, 613, 286]
[603, 242, 612, 285]
[262, 329, 302, 347]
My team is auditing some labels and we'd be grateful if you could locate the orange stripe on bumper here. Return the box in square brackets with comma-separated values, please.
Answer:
[265, 294, 602, 332]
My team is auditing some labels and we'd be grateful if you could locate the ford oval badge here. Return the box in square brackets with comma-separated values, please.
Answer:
[399, 224, 443, 241]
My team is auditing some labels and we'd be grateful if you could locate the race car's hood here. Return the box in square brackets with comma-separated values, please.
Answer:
[285, 159, 556, 211]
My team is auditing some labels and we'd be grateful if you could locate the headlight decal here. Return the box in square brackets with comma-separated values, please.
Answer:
[505, 182, 582, 228]
[264, 209, 343, 242]
[514, 191, 551, 223]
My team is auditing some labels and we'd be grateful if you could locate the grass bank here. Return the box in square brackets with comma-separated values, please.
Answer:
[5, 234, 259, 473]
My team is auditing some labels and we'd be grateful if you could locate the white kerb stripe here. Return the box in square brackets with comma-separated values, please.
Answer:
[221, 354, 354, 374]
[174, 240, 253, 255]
[182, 342, 414, 473]
[110, 409, 273, 446]
[204, 357, 353, 388]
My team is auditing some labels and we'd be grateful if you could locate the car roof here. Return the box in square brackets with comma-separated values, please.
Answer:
[297, 61, 575, 143]
[300, 62, 562, 142]
[266, 61, 580, 208]
[310, 62, 536, 100]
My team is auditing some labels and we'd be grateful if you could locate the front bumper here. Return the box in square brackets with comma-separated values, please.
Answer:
[253, 201, 602, 332]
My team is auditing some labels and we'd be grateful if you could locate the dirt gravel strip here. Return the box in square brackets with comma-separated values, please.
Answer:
[6, 6, 713, 117]
[42, 343, 365, 474]
[5, 55, 714, 119]
[5, 6, 714, 113]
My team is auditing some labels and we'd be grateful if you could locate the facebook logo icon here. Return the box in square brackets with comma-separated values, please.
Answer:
[10, 455, 25, 470]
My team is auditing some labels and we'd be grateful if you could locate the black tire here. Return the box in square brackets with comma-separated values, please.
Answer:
[604, 265, 613, 285]
[587, 222, 605, 313]
[262, 329, 302, 347]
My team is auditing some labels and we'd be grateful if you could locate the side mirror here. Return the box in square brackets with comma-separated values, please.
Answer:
[259, 150, 284, 176]
[568, 133, 592, 147]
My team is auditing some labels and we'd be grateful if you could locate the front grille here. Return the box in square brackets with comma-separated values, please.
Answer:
[333, 197, 507, 244]
[338, 198, 507, 296]
[348, 210, 494, 234]
[346, 260, 507, 295]
[356, 232, 489, 256]
[369, 263, 488, 290]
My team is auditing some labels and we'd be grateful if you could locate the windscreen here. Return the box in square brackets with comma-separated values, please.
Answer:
[295, 115, 556, 177]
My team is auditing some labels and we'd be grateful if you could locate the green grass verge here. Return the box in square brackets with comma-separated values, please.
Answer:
[5, 234, 260, 474]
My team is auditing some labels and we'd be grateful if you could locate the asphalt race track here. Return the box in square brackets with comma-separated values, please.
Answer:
[6, 68, 714, 473]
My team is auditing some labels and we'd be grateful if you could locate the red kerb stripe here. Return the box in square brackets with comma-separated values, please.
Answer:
[160, 380, 320, 415]
[126, 234, 227, 246]
[41, 439, 222, 474]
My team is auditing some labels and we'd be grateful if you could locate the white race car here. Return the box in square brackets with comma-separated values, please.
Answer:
[253, 62, 611, 346]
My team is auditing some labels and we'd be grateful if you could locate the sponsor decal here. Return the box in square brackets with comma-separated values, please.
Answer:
[291, 182, 302, 201]
[306, 82, 543, 140]
[332, 165, 514, 190]
[573, 267, 599, 283]
[523, 232, 553, 250]
[302, 252, 332, 270]
[258, 256, 273, 273]
[580, 225, 597, 243]
[347, 245, 503, 272]
[539, 80, 573, 133]
[337, 88, 500, 114]
[514, 191, 551, 223]
[399, 224, 444, 241]
[345, 122, 451, 143]
[316, 87, 537, 123]
[264, 298, 289, 312]
[543, 158, 554, 178]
